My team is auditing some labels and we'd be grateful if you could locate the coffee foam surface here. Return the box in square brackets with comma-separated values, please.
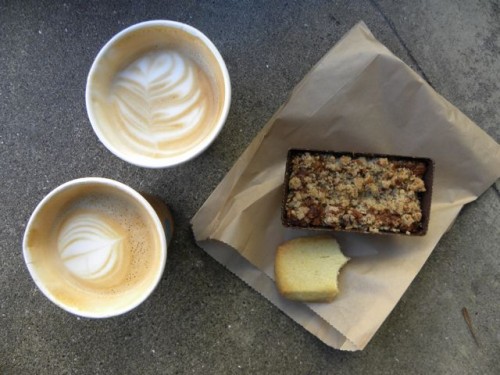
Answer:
[110, 50, 214, 157]
[57, 209, 130, 284]
[25, 185, 163, 314]
[88, 26, 226, 162]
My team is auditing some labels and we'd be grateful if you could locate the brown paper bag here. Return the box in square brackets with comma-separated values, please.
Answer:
[191, 21, 500, 351]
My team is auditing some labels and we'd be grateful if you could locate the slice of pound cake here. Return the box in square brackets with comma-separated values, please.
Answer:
[275, 236, 350, 303]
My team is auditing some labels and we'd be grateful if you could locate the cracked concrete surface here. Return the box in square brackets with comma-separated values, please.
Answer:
[1, 0, 498, 374]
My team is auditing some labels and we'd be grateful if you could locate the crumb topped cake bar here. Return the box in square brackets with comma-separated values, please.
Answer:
[284, 151, 428, 234]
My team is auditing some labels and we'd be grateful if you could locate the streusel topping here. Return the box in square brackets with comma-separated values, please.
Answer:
[284, 152, 427, 234]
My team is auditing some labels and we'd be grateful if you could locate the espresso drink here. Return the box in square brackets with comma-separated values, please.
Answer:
[87, 24, 227, 163]
[24, 181, 165, 317]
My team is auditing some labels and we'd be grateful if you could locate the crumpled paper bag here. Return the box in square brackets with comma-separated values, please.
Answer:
[191, 21, 500, 351]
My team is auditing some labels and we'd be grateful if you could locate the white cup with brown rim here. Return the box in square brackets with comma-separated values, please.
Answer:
[86, 20, 231, 168]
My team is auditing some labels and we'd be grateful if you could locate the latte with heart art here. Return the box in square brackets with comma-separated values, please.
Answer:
[23, 179, 166, 317]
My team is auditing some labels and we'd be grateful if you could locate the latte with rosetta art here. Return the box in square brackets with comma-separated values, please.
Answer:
[109, 50, 217, 158]
[86, 22, 229, 166]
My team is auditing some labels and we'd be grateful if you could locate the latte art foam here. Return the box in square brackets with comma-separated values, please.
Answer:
[109, 50, 217, 158]
[46, 191, 159, 294]
[57, 210, 129, 284]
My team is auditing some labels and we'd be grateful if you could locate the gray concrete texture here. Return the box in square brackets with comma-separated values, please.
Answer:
[0, 0, 498, 374]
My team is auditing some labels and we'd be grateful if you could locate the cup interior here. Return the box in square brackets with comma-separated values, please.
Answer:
[86, 20, 231, 168]
[23, 178, 167, 318]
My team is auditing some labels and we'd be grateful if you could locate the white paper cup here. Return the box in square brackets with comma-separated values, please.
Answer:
[23, 178, 171, 318]
[86, 20, 231, 168]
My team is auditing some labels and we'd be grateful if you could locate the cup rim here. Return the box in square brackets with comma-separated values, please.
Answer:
[85, 20, 232, 168]
[22, 177, 168, 318]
